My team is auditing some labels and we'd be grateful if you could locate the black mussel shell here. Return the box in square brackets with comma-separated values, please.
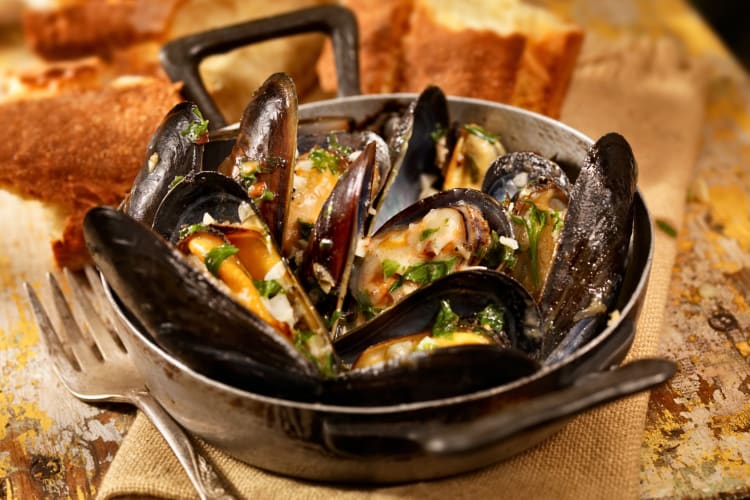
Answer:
[374, 187, 513, 240]
[481, 151, 570, 203]
[370, 86, 449, 232]
[152, 171, 248, 242]
[337, 269, 543, 364]
[83, 206, 322, 400]
[540, 133, 637, 361]
[321, 346, 539, 406]
[300, 142, 377, 319]
[221, 73, 298, 245]
[328, 269, 542, 405]
[122, 102, 205, 225]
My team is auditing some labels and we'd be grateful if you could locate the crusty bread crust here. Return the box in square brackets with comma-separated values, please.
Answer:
[316, 0, 582, 118]
[22, 0, 181, 60]
[0, 78, 183, 269]
[317, 0, 413, 95]
[400, 2, 526, 103]
[512, 29, 583, 117]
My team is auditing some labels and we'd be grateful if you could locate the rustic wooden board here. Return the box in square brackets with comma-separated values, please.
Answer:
[0, 192, 133, 499]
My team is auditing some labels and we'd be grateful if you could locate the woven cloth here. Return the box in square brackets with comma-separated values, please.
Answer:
[98, 35, 705, 500]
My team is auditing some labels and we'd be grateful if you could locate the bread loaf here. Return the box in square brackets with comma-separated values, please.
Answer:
[317, 0, 583, 118]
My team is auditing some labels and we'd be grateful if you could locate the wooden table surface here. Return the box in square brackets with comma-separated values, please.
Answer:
[2, 1, 750, 498]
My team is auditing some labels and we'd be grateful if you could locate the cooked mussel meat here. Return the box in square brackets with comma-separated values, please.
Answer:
[152, 171, 335, 375]
[349, 188, 514, 318]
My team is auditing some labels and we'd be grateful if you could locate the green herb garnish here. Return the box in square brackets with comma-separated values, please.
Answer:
[204, 243, 239, 276]
[180, 108, 209, 143]
[178, 223, 209, 241]
[168, 175, 185, 190]
[328, 134, 354, 156]
[512, 200, 547, 288]
[462, 124, 499, 144]
[388, 257, 457, 293]
[419, 227, 439, 241]
[431, 123, 447, 143]
[356, 292, 382, 320]
[252, 279, 283, 299]
[257, 189, 276, 202]
[310, 146, 345, 174]
[432, 300, 459, 338]
[476, 304, 505, 335]
[298, 220, 314, 241]
[656, 219, 678, 237]
[382, 259, 401, 279]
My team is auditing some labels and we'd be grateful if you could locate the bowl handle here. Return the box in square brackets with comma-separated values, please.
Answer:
[160, 5, 361, 129]
[322, 358, 675, 457]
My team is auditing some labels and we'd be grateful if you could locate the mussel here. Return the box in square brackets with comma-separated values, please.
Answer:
[86, 73, 639, 406]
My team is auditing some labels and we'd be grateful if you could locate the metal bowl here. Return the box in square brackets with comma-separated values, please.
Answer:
[95, 5, 673, 483]
[99, 91, 672, 483]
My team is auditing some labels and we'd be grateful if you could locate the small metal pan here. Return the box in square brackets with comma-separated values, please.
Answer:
[100, 5, 674, 483]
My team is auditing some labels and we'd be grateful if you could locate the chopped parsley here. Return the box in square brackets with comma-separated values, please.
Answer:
[476, 304, 505, 334]
[656, 219, 678, 237]
[328, 134, 354, 156]
[381, 259, 401, 279]
[297, 220, 314, 241]
[419, 227, 439, 241]
[180, 108, 209, 144]
[512, 200, 547, 288]
[257, 189, 276, 202]
[168, 175, 185, 190]
[356, 292, 382, 320]
[252, 279, 283, 298]
[204, 243, 238, 276]
[462, 123, 499, 145]
[551, 209, 565, 234]
[431, 123, 447, 143]
[178, 223, 209, 241]
[388, 257, 457, 293]
[432, 300, 459, 338]
[292, 330, 336, 378]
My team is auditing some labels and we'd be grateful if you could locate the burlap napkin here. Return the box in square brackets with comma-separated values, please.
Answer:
[98, 35, 706, 500]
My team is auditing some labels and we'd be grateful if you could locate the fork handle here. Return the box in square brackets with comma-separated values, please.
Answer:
[130, 390, 236, 500]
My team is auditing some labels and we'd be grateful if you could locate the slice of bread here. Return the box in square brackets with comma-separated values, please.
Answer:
[22, 0, 181, 60]
[0, 75, 183, 269]
[317, 0, 583, 118]
[317, 0, 413, 96]
[7, 0, 331, 268]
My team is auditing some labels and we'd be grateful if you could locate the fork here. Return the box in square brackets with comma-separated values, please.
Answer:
[24, 267, 236, 500]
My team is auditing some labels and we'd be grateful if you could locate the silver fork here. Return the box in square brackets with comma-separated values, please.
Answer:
[24, 267, 236, 500]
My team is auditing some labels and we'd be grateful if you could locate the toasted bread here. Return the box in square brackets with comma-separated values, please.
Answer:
[317, 0, 583, 118]
[0, 76, 183, 269]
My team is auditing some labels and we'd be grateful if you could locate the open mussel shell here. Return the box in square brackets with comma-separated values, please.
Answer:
[297, 129, 391, 194]
[348, 188, 515, 316]
[481, 151, 570, 203]
[374, 187, 512, 239]
[151, 171, 248, 242]
[122, 101, 206, 225]
[300, 142, 377, 320]
[327, 269, 542, 405]
[540, 132, 637, 361]
[338, 269, 542, 362]
[321, 346, 539, 406]
[220, 72, 298, 244]
[370, 86, 449, 232]
[83, 206, 323, 400]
